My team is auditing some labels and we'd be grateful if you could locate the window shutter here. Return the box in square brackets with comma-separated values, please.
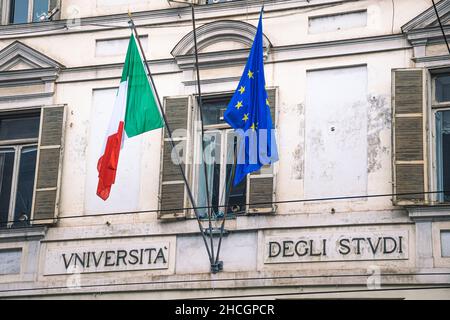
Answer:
[158, 96, 192, 220]
[392, 69, 428, 205]
[31, 105, 67, 224]
[247, 88, 277, 214]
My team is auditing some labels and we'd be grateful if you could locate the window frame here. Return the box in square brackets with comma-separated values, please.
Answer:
[1, 0, 51, 25]
[430, 67, 450, 203]
[0, 113, 40, 228]
[192, 93, 249, 218]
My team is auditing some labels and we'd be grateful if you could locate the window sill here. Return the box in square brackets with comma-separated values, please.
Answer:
[0, 226, 47, 243]
[406, 205, 450, 221]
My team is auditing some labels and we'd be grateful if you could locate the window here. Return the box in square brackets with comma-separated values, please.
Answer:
[434, 72, 450, 203]
[195, 96, 247, 218]
[0, 112, 40, 228]
[0, 106, 65, 228]
[2, 0, 58, 24]
[159, 90, 276, 220]
[393, 68, 450, 206]
[435, 74, 450, 103]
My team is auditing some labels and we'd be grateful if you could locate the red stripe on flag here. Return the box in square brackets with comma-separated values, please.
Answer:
[96, 121, 125, 201]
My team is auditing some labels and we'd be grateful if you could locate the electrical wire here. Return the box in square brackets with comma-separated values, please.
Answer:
[0, 190, 445, 227]
[0, 271, 448, 295]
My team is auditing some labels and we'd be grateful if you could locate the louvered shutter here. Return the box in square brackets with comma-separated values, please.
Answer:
[158, 96, 192, 220]
[392, 69, 428, 205]
[31, 105, 67, 224]
[247, 88, 277, 214]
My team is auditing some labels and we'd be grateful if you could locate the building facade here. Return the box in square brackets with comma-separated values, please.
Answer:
[0, 0, 449, 299]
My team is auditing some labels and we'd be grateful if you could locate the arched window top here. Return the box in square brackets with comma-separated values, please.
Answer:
[171, 20, 272, 57]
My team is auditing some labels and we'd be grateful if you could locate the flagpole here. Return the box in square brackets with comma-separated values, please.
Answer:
[165, 1, 217, 272]
[127, 15, 214, 265]
[214, 138, 238, 267]
[189, 3, 217, 272]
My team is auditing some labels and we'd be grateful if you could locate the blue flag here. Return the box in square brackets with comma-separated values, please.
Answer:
[224, 10, 278, 186]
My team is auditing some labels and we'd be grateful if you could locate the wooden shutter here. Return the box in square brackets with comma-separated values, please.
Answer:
[158, 96, 192, 220]
[392, 69, 428, 205]
[247, 88, 277, 214]
[31, 105, 67, 224]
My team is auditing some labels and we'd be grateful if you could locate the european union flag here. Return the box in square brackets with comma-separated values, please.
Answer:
[224, 9, 278, 186]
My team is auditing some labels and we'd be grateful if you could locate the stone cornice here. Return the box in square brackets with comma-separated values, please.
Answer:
[55, 33, 410, 81]
[0, 0, 357, 39]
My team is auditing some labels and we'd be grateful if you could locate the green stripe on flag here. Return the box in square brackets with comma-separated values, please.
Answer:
[122, 35, 164, 138]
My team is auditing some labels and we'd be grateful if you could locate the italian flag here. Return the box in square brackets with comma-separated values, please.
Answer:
[97, 34, 164, 201]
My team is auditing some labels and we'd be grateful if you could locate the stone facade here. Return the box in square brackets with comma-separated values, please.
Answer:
[0, 0, 449, 299]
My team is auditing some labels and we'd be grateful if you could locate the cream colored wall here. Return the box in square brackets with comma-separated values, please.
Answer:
[60, 0, 174, 19]
[0, 0, 428, 222]
[1, 0, 449, 299]
[0, 0, 433, 65]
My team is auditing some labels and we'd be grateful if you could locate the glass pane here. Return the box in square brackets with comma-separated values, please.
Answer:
[436, 110, 450, 202]
[0, 148, 15, 228]
[32, 0, 49, 22]
[14, 146, 37, 225]
[0, 114, 40, 141]
[9, 0, 29, 24]
[197, 132, 221, 218]
[436, 74, 450, 103]
[225, 131, 246, 215]
[201, 97, 231, 126]
[442, 231, 450, 257]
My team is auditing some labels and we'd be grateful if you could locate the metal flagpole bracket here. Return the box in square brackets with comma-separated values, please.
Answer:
[211, 261, 223, 274]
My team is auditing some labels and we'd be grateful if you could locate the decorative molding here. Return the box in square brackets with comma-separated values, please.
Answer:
[171, 20, 271, 57]
[413, 54, 450, 64]
[0, 41, 64, 102]
[407, 205, 450, 221]
[52, 33, 411, 83]
[0, 92, 54, 102]
[182, 76, 241, 87]
[402, 0, 450, 32]
[0, 41, 64, 72]
[0, 227, 47, 243]
[0, 0, 354, 38]
[0, 68, 61, 83]
[174, 48, 257, 70]
[171, 20, 271, 70]
[401, 0, 450, 62]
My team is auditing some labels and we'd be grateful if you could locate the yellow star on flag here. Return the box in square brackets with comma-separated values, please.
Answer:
[239, 86, 245, 94]
[266, 98, 270, 107]
[247, 70, 254, 79]
[251, 122, 257, 131]
[242, 113, 249, 122]
[235, 101, 243, 109]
